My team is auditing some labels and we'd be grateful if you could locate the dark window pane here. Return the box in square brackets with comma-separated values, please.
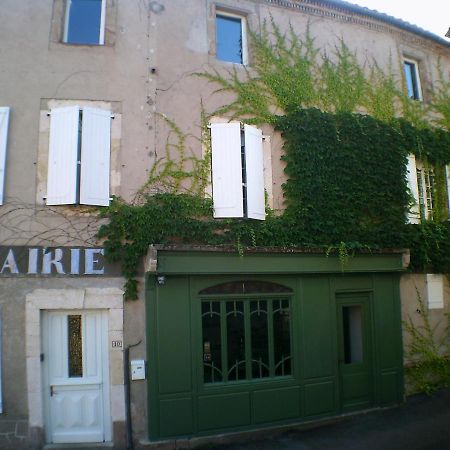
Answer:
[250, 301, 269, 378]
[202, 301, 222, 383]
[68, 315, 83, 377]
[67, 0, 102, 44]
[273, 299, 292, 376]
[199, 280, 292, 295]
[216, 15, 243, 64]
[342, 306, 363, 364]
[226, 301, 246, 381]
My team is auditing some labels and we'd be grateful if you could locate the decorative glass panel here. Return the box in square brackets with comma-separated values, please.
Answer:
[273, 299, 292, 376]
[68, 315, 83, 377]
[342, 306, 363, 364]
[202, 302, 222, 383]
[201, 293, 292, 384]
[199, 280, 292, 295]
[226, 301, 246, 381]
[250, 300, 269, 378]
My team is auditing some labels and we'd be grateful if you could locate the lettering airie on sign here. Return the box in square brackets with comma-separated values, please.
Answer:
[0, 247, 120, 276]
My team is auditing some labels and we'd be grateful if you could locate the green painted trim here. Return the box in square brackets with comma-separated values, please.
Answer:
[155, 252, 405, 275]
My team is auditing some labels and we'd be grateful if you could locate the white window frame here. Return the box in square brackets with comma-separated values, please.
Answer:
[416, 159, 435, 220]
[63, 0, 106, 45]
[0, 107, 10, 206]
[210, 122, 265, 220]
[403, 58, 423, 101]
[46, 106, 112, 206]
[215, 10, 248, 65]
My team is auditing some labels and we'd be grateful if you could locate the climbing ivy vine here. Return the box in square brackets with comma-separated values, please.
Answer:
[98, 19, 450, 300]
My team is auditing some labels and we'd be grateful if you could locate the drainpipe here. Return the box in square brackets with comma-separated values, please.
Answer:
[124, 340, 142, 450]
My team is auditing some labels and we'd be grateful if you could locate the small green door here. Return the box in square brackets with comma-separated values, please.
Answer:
[337, 294, 373, 412]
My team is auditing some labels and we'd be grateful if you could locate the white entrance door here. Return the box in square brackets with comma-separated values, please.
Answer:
[43, 310, 110, 444]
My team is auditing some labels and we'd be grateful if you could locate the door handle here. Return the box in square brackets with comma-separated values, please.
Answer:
[50, 386, 57, 397]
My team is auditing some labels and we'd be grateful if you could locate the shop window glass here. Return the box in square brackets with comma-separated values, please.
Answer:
[201, 293, 292, 384]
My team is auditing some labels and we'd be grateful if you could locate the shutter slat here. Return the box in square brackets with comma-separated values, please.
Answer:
[244, 124, 265, 220]
[47, 106, 80, 205]
[0, 107, 10, 205]
[211, 123, 244, 218]
[406, 154, 420, 224]
[79, 107, 111, 206]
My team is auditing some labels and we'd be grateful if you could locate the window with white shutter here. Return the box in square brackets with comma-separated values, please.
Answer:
[210, 122, 265, 220]
[80, 107, 111, 206]
[47, 106, 111, 206]
[244, 125, 265, 220]
[406, 155, 449, 222]
[0, 107, 10, 206]
[406, 154, 420, 223]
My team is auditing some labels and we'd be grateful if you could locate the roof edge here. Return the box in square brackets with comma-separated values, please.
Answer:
[265, 0, 450, 48]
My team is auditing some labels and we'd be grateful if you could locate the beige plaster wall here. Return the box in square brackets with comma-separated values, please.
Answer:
[151, 0, 450, 212]
[0, 0, 449, 445]
[0, 0, 156, 212]
[400, 274, 450, 365]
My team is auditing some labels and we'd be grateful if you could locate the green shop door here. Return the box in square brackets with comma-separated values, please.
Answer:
[337, 294, 373, 412]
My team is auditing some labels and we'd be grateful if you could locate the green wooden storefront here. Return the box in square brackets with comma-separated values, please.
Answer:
[146, 246, 405, 440]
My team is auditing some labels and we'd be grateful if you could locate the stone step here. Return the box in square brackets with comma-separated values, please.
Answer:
[44, 443, 114, 450]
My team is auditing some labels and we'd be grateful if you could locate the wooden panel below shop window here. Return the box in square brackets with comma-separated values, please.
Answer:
[252, 386, 301, 423]
[198, 392, 251, 431]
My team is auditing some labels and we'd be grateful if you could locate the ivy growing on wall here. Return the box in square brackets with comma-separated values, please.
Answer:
[98, 18, 450, 300]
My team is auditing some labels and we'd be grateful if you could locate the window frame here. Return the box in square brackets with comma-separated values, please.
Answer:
[46, 105, 112, 206]
[200, 292, 293, 386]
[415, 159, 435, 220]
[403, 58, 423, 101]
[63, 0, 106, 45]
[210, 122, 266, 220]
[0, 107, 10, 206]
[215, 10, 248, 65]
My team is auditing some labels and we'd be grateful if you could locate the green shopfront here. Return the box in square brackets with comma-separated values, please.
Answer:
[146, 246, 406, 440]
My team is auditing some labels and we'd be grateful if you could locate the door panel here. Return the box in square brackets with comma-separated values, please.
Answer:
[337, 295, 373, 411]
[44, 311, 107, 444]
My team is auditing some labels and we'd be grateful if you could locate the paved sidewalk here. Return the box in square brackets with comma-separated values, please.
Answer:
[199, 389, 450, 450]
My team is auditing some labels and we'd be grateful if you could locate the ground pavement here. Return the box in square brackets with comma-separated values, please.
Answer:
[199, 389, 450, 450]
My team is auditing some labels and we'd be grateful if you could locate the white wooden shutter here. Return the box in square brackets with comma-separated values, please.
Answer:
[0, 107, 10, 205]
[211, 123, 244, 218]
[79, 107, 111, 206]
[244, 124, 265, 220]
[47, 106, 80, 205]
[446, 165, 450, 216]
[406, 154, 420, 224]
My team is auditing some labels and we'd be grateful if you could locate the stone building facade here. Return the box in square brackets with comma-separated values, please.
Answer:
[0, 0, 449, 448]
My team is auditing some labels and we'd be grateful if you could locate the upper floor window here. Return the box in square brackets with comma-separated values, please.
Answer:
[403, 59, 422, 101]
[64, 0, 106, 45]
[46, 106, 112, 206]
[210, 122, 265, 220]
[216, 12, 248, 64]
